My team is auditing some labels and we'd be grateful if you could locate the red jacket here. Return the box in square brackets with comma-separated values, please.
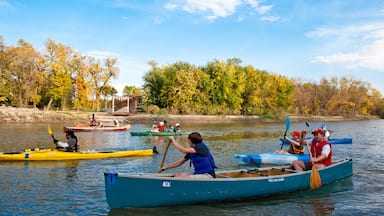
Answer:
[157, 125, 165, 131]
[310, 139, 332, 166]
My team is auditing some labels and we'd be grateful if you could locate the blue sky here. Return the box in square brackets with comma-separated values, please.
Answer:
[1, 0, 384, 95]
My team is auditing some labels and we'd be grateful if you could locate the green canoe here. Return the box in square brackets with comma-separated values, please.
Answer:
[130, 131, 188, 136]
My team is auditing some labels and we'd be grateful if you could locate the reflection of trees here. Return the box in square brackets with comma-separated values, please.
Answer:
[63, 160, 80, 181]
[309, 196, 335, 216]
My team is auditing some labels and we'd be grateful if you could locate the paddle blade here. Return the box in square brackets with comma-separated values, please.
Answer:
[285, 117, 291, 130]
[283, 117, 291, 137]
[124, 124, 131, 130]
[310, 166, 322, 189]
[48, 125, 53, 135]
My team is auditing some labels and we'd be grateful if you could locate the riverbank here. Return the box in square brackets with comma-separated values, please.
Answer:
[0, 106, 380, 123]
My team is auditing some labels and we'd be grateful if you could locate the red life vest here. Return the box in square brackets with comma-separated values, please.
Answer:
[157, 125, 165, 131]
[310, 139, 332, 166]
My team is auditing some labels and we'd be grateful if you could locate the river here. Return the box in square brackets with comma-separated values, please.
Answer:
[0, 120, 383, 215]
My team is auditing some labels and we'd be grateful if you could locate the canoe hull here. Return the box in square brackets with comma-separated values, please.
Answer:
[104, 158, 352, 208]
[0, 148, 153, 161]
[130, 131, 187, 136]
[64, 124, 131, 132]
[233, 153, 310, 165]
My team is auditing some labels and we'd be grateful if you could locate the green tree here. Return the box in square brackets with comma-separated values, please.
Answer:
[123, 85, 142, 96]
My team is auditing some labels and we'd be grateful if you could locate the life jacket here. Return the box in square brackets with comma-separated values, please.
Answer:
[157, 125, 165, 131]
[189, 142, 217, 177]
[287, 142, 304, 155]
[66, 137, 79, 152]
[310, 139, 332, 166]
[90, 119, 97, 126]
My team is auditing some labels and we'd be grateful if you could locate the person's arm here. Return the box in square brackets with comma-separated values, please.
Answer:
[56, 141, 69, 148]
[159, 157, 188, 172]
[314, 144, 330, 162]
[169, 137, 196, 154]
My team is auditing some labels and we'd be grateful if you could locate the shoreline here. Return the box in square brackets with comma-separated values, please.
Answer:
[0, 106, 380, 124]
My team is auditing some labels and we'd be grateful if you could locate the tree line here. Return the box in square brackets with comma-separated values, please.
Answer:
[0, 36, 119, 111]
[1, 36, 384, 118]
[143, 59, 384, 118]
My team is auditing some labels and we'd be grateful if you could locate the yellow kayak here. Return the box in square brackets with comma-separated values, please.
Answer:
[0, 148, 153, 161]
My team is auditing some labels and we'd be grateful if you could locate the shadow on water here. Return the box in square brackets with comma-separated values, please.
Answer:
[107, 177, 353, 216]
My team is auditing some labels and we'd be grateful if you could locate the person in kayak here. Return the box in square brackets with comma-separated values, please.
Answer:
[172, 123, 181, 132]
[276, 130, 306, 155]
[150, 121, 166, 132]
[292, 129, 332, 171]
[159, 132, 217, 178]
[319, 123, 330, 139]
[53, 130, 79, 152]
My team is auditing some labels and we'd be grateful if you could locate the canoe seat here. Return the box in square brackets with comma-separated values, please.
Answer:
[216, 174, 232, 178]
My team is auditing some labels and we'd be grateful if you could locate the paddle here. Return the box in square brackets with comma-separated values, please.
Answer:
[281, 117, 291, 150]
[306, 141, 322, 189]
[48, 125, 56, 142]
[159, 139, 172, 172]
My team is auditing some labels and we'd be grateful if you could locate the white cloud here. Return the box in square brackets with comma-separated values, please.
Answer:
[260, 15, 279, 22]
[309, 23, 384, 71]
[165, 0, 275, 20]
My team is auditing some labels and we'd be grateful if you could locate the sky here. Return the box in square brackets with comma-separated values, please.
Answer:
[1, 0, 384, 95]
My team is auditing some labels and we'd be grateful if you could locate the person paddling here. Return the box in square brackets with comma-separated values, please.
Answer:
[292, 129, 332, 171]
[53, 130, 79, 152]
[159, 132, 217, 178]
[276, 130, 307, 155]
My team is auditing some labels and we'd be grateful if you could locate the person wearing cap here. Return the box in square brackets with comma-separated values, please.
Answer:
[292, 129, 332, 171]
[53, 130, 79, 152]
[159, 132, 217, 178]
[173, 123, 181, 132]
[320, 123, 330, 139]
[276, 131, 306, 154]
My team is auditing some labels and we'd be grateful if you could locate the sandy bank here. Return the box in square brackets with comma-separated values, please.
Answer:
[0, 106, 379, 124]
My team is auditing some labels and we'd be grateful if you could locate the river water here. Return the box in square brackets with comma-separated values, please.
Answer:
[0, 120, 383, 215]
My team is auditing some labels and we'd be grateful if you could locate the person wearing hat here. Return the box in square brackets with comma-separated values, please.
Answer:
[276, 130, 306, 155]
[53, 130, 79, 152]
[292, 129, 332, 171]
[320, 123, 330, 139]
[173, 123, 181, 133]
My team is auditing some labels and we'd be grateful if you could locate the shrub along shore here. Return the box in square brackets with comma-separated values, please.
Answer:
[0, 106, 379, 124]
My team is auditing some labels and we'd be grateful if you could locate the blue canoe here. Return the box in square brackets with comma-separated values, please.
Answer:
[233, 152, 310, 165]
[104, 158, 352, 208]
[280, 137, 352, 145]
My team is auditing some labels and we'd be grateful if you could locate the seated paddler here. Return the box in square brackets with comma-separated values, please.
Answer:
[53, 130, 79, 152]
[159, 132, 217, 178]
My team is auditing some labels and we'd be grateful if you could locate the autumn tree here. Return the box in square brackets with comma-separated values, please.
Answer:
[88, 57, 119, 111]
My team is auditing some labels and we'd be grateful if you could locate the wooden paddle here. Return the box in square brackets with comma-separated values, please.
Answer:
[281, 117, 291, 150]
[159, 139, 172, 172]
[306, 141, 322, 189]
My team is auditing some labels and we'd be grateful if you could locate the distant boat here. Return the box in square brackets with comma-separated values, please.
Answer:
[64, 124, 131, 132]
[130, 131, 188, 136]
[0, 148, 153, 161]
[280, 137, 352, 145]
[233, 152, 310, 165]
[104, 158, 352, 208]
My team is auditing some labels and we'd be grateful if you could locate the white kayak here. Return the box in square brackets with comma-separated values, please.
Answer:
[233, 153, 310, 165]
